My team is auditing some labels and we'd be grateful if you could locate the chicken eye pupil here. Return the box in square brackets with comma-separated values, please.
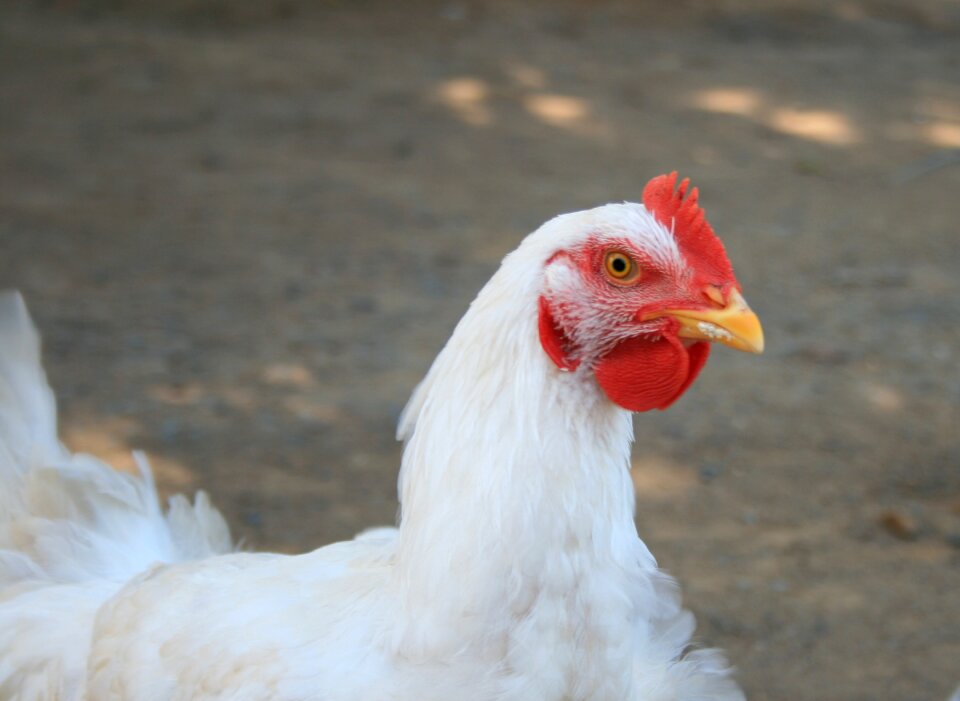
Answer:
[604, 251, 636, 281]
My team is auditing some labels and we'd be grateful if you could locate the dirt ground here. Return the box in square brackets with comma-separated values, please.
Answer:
[1, 1, 958, 698]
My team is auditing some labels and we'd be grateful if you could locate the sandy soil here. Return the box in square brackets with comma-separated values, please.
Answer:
[1, 2, 958, 698]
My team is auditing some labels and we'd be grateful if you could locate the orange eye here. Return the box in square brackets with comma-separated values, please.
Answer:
[603, 251, 640, 283]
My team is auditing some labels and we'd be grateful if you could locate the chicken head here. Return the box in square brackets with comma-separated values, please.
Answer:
[538, 173, 763, 412]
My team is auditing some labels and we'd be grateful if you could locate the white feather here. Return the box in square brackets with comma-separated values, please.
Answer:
[0, 203, 743, 700]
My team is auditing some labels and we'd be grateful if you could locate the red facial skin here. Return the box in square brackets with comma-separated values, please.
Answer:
[538, 173, 739, 412]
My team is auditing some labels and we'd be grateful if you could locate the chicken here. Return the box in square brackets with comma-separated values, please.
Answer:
[0, 173, 763, 701]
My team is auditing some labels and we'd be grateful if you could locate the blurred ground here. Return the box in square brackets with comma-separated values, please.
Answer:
[1, 1, 959, 699]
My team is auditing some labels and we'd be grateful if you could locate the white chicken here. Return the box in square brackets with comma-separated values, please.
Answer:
[0, 173, 763, 701]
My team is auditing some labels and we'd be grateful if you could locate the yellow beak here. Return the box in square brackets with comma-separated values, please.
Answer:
[655, 288, 764, 354]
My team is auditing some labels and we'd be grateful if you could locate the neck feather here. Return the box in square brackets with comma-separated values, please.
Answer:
[393, 245, 652, 654]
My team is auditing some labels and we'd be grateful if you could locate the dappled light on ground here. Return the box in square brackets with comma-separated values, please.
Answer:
[62, 417, 142, 473]
[435, 77, 493, 127]
[690, 87, 861, 145]
[63, 418, 198, 491]
[692, 87, 763, 117]
[861, 381, 904, 413]
[924, 93, 960, 143]
[630, 456, 697, 500]
[925, 121, 960, 148]
[261, 362, 316, 388]
[767, 107, 860, 146]
[523, 93, 591, 129]
[686, 83, 959, 151]
[434, 69, 608, 138]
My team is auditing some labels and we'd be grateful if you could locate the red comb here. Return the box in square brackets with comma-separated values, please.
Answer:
[642, 172, 735, 282]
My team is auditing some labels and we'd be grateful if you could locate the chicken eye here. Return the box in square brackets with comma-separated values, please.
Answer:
[603, 251, 640, 283]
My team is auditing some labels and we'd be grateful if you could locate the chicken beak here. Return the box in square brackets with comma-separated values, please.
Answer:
[659, 288, 765, 354]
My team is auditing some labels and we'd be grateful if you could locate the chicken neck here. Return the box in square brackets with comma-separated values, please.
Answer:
[392, 250, 653, 669]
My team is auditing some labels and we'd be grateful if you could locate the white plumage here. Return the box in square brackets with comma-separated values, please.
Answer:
[0, 195, 753, 700]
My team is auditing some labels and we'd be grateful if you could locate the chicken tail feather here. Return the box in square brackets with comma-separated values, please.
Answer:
[0, 291, 232, 699]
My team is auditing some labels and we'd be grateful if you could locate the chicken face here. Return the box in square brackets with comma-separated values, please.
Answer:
[538, 173, 763, 412]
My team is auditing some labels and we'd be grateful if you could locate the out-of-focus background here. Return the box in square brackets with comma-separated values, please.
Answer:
[2, 1, 958, 698]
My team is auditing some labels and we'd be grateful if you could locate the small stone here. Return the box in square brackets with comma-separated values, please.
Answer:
[699, 462, 725, 483]
[879, 509, 920, 540]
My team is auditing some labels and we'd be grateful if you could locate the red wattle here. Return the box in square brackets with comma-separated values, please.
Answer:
[594, 335, 710, 412]
[673, 340, 710, 400]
